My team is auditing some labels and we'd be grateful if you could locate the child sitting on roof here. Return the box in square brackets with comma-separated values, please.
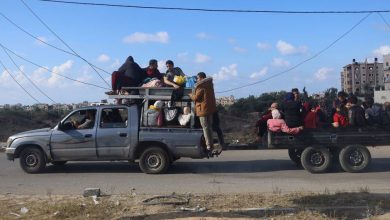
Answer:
[267, 109, 303, 135]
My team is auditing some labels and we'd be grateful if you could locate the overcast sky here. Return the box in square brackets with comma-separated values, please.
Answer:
[0, 0, 389, 104]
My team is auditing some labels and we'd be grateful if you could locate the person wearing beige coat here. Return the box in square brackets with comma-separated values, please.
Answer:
[189, 72, 217, 151]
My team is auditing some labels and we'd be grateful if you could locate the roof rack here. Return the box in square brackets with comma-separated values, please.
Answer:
[107, 87, 193, 101]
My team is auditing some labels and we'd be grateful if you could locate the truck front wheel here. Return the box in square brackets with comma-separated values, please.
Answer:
[139, 147, 170, 174]
[19, 147, 46, 174]
[301, 146, 331, 173]
[339, 145, 371, 173]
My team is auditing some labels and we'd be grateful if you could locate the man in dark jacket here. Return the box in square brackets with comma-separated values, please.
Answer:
[347, 96, 366, 127]
[117, 56, 145, 86]
[283, 92, 303, 128]
[143, 59, 162, 80]
[189, 72, 217, 152]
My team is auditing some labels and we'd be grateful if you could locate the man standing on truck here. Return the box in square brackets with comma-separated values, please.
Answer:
[189, 72, 218, 153]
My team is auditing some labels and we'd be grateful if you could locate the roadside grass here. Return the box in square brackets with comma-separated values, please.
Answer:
[1, 192, 390, 219]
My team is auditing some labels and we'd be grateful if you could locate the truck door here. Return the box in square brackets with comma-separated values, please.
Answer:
[50, 109, 97, 160]
[96, 107, 130, 159]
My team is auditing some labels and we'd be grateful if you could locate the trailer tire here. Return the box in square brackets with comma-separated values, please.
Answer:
[288, 148, 302, 166]
[301, 146, 331, 173]
[339, 145, 371, 173]
[139, 147, 170, 174]
[19, 147, 46, 174]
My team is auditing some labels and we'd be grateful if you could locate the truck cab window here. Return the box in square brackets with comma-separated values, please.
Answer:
[100, 108, 128, 128]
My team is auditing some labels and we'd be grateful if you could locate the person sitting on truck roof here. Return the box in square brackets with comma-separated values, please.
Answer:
[143, 59, 163, 80]
[141, 59, 163, 87]
[267, 109, 303, 135]
[164, 60, 185, 89]
[189, 72, 217, 153]
[105, 56, 145, 95]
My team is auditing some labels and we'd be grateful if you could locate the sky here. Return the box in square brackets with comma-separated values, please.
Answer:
[0, 0, 389, 105]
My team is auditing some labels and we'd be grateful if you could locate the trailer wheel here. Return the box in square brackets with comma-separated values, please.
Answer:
[339, 145, 371, 173]
[19, 147, 46, 174]
[139, 147, 170, 174]
[288, 148, 303, 166]
[301, 146, 331, 173]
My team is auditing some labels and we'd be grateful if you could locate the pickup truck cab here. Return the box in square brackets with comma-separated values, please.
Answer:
[6, 88, 209, 174]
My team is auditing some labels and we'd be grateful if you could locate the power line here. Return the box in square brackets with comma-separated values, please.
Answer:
[21, 0, 111, 88]
[378, 12, 390, 29]
[0, 43, 110, 90]
[217, 13, 372, 94]
[1, 44, 57, 104]
[0, 59, 41, 103]
[38, 0, 390, 14]
[0, 11, 111, 75]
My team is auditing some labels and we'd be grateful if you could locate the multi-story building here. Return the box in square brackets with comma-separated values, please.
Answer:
[341, 58, 384, 94]
[384, 54, 390, 90]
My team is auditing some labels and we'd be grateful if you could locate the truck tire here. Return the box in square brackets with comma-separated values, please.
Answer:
[288, 148, 303, 166]
[301, 146, 331, 173]
[139, 147, 170, 174]
[51, 161, 67, 166]
[339, 145, 371, 173]
[19, 147, 46, 174]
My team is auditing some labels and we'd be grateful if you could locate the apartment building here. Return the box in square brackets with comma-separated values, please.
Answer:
[341, 58, 384, 94]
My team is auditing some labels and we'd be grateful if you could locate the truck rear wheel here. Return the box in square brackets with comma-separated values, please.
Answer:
[339, 145, 371, 173]
[288, 148, 303, 166]
[19, 147, 46, 174]
[301, 146, 331, 173]
[139, 147, 170, 174]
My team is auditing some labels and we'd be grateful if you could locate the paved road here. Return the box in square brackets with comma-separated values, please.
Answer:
[1, 147, 390, 195]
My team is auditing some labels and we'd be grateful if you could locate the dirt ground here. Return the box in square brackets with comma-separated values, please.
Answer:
[1, 192, 390, 219]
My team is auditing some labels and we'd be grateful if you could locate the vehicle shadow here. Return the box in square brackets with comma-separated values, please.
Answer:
[43, 162, 141, 174]
[169, 159, 301, 174]
[41, 158, 390, 174]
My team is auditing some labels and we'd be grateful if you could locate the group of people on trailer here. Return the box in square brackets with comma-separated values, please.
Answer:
[255, 88, 390, 142]
[106, 56, 223, 155]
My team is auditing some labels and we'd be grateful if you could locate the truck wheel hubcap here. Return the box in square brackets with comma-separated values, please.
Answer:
[147, 154, 161, 168]
[26, 154, 38, 167]
[310, 152, 324, 166]
[349, 150, 363, 166]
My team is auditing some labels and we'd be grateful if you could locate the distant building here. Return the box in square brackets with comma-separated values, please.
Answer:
[384, 54, 390, 90]
[216, 95, 235, 106]
[374, 90, 390, 104]
[341, 58, 384, 94]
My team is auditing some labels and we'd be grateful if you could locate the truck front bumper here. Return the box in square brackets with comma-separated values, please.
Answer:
[5, 148, 15, 161]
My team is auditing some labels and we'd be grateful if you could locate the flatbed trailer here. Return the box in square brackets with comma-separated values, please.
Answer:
[266, 126, 390, 173]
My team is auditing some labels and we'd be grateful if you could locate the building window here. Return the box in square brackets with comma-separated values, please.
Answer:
[356, 81, 360, 84]
[386, 62, 389, 67]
